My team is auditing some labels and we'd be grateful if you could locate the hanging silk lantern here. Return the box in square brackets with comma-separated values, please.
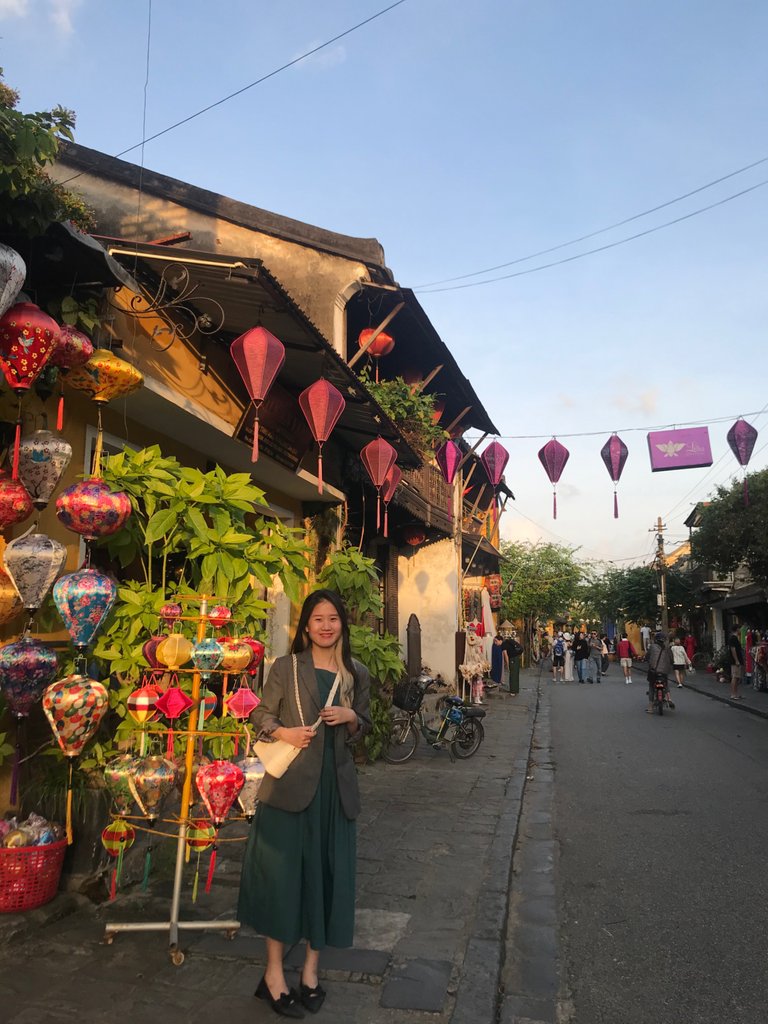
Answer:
[196, 760, 244, 826]
[361, 437, 397, 532]
[0, 302, 59, 394]
[431, 397, 446, 424]
[358, 328, 395, 382]
[17, 430, 72, 510]
[235, 755, 266, 822]
[600, 434, 629, 518]
[538, 438, 570, 520]
[195, 686, 218, 731]
[225, 682, 260, 719]
[219, 638, 253, 673]
[4, 531, 66, 612]
[159, 602, 182, 627]
[298, 379, 346, 494]
[0, 638, 58, 719]
[156, 634, 193, 671]
[727, 418, 759, 505]
[186, 817, 216, 903]
[230, 326, 286, 461]
[126, 684, 160, 755]
[208, 605, 231, 629]
[50, 326, 94, 430]
[481, 441, 509, 486]
[0, 476, 33, 531]
[191, 637, 223, 680]
[56, 478, 132, 540]
[103, 754, 138, 817]
[435, 439, 461, 522]
[155, 683, 194, 755]
[143, 634, 168, 669]
[241, 637, 265, 676]
[129, 754, 177, 823]
[403, 525, 427, 547]
[64, 348, 143, 404]
[0, 568, 22, 626]
[53, 569, 117, 651]
[0, 244, 26, 320]
[380, 463, 402, 538]
[101, 819, 136, 900]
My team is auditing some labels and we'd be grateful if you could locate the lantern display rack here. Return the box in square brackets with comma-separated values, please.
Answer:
[104, 594, 259, 965]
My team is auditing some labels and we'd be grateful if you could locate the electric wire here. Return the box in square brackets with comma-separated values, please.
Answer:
[415, 155, 768, 288]
[415, 178, 768, 294]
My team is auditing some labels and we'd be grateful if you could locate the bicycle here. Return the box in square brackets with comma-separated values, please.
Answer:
[383, 674, 486, 764]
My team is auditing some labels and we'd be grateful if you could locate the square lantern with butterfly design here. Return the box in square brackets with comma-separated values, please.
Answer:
[647, 427, 713, 471]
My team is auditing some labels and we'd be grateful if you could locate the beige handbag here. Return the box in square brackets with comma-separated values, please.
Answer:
[254, 655, 341, 779]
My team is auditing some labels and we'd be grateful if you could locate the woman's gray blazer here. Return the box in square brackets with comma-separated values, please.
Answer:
[252, 647, 371, 820]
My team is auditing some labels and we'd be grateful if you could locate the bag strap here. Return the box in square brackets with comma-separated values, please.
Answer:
[292, 655, 306, 728]
[293, 655, 343, 731]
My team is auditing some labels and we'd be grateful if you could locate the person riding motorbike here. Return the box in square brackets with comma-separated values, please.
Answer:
[646, 631, 675, 713]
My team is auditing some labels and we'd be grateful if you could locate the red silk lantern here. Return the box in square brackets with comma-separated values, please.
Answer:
[50, 325, 94, 430]
[381, 464, 402, 538]
[600, 434, 629, 518]
[361, 438, 397, 532]
[727, 418, 758, 505]
[436, 439, 461, 522]
[0, 476, 33, 531]
[403, 525, 426, 547]
[538, 439, 570, 519]
[196, 760, 244, 826]
[241, 637, 265, 676]
[358, 328, 394, 381]
[431, 397, 446, 424]
[226, 682, 260, 719]
[298, 379, 346, 494]
[0, 302, 59, 394]
[230, 327, 285, 461]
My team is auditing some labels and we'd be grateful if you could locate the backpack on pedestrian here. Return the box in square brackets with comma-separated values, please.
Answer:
[553, 638, 565, 656]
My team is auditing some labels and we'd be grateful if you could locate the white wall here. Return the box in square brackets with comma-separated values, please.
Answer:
[398, 537, 459, 683]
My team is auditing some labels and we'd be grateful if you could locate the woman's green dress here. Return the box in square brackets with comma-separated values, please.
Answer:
[237, 668, 356, 949]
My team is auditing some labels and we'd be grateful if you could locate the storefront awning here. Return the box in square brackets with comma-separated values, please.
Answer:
[711, 584, 767, 610]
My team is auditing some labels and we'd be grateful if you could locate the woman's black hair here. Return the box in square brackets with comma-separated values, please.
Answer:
[291, 588, 355, 677]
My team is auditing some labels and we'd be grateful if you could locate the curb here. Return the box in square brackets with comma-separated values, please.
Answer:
[683, 680, 768, 720]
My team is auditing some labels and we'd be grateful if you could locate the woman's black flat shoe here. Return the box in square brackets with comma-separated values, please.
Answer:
[300, 982, 326, 1013]
[254, 976, 305, 1019]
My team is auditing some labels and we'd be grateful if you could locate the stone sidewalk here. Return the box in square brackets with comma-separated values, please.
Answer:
[682, 667, 768, 719]
[0, 671, 545, 1024]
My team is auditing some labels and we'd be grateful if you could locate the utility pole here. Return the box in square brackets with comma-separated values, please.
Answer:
[650, 516, 668, 632]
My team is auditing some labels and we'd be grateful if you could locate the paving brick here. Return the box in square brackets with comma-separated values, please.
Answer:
[380, 957, 452, 1011]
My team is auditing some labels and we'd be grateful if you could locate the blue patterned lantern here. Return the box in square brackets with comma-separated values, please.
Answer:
[0, 637, 58, 719]
[191, 637, 224, 680]
[53, 569, 117, 651]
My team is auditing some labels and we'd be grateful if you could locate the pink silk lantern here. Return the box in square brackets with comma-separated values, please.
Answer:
[600, 434, 629, 518]
[196, 759, 244, 826]
[481, 441, 509, 532]
[361, 438, 397, 532]
[50, 325, 94, 431]
[230, 327, 285, 461]
[298, 379, 346, 494]
[538, 439, 570, 520]
[56, 478, 132, 541]
[226, 682, 260, 719]
[727, 418, 758, 505]
[381, 464, 402, 539]
[436, 439, 461, 522]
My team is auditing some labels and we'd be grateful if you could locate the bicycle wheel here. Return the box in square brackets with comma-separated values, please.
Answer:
[383, 712, 419, 764]
[451, 719, 485, 759]
[691, 652, 708, 670]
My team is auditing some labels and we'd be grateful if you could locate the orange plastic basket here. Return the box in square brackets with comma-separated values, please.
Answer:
[0, 839, 67, 913]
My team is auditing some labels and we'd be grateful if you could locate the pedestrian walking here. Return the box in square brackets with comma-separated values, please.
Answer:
[728, 627, 745, 700]
[237, 589, 371, 1018]
[670, 636, 692, 687]
[588, 630, 603, 683]
[551, 632, 566, 682]
[640, 624, 651, 653]
[563, 631, 575, 682]
[599, 633, 610, 675]
[683, 631, 696, 663]
[572, 631, 590, 683]
[616, 633, 638, 683]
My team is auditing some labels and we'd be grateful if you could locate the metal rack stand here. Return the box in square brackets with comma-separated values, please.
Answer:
[104, 596, 241, 965]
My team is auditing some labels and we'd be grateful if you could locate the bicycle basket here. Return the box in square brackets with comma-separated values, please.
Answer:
[393, 680, 422, 712]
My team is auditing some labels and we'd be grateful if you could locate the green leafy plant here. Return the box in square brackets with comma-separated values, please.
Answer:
[317, 545, 383, 621]
[358, 366, 446, 458]
[349, 625, 405, 687]
[48, 294, 104, 334]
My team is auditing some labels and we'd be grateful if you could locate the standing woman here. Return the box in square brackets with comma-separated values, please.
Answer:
[238, 589, 371, 1018]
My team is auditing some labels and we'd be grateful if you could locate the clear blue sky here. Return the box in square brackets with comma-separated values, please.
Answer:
[3, 0, 767, 565]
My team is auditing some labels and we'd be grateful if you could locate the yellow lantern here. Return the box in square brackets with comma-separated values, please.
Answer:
[65, 349, 143, 404]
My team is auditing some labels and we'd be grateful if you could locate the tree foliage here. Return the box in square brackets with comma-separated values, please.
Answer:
[587, 564, 693, 625]
[499, 541, 586, 623]
[358, 367, 446, 457]
[0, 67, 92, 234]
[691, 469, 768, 586]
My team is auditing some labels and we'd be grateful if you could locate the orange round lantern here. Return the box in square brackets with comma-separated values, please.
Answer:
[64, 348, 143, 404]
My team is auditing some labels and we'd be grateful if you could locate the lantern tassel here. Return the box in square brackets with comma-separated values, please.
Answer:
[166, 728, 174, 758]
[197, 699, 205, 733]
[317, 445, 324, 495]
[142, 843, 152, 891]
[553, 489, 557, 521]
[11, 416, 21, 480]
[110, 865, 117, 901]
[57, 391, 65, 432]
[614, 489, 619, 519]
[205, 843, 218, 893]
[192, 855, 200, 903]
[116, 843, 125, 891]
[251, 407, 259, 462]
[66, 760, 74, 845]
[376, 494, 381, 531]
[384, 505, 388, 538]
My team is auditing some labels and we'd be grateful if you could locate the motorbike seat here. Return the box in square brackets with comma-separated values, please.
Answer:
[463, 706, 486, 719]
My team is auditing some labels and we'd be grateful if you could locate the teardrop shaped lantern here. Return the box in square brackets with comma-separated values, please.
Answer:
[298, 379, 346, 494]
[600, 434, 629, 518]
[538, 439, 570, 520]
[358, 328, 395, 381]
[0, 476, 33, 530]
[129, 754, 177, 823]
[126, 684, 160, 726]
[160, 602, 182, 627]
[17, 430, 72, 510]
[381, 464, 402, 538]
[235, 755, 266, 822]
[361, 437, 397, 532]
[196, 759, 245, 826]
[64, 348, 144, 404]
[4, 531, 67, 612]
[208, 604, 231, 629]
[191, 637, 224, 680]
[0, 244, 26, 320]
[481, 441, 509, 486]
[42, 674, 109, 758]
[230, 327, 286, 461]
[0, 301, 59, 395]
[727, 418, 759, 505]
[56, 478, 132, 540]
[53, 569, 117, 651]
[103, 754, 138, 817]
[436, 439, 462, 522]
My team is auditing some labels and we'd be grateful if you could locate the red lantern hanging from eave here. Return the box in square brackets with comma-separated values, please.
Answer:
[403, 525, 427, 547]
[727, 418, 758, 505]
[380, 464, 402, 538]
[298, 379, 346, 494]
[600, 434, 629, 518]
[538, 438, 570, 519]
[361, 437, 397, 532]
[230, 327, 285, 461]
[358, 329, 395, 382]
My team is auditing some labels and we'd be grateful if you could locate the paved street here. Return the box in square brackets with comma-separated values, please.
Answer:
[551, 665, 768, 1024]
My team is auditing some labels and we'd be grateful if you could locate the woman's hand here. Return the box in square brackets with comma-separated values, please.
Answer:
[318, 706, 357, 727]
[273, 725, 316, 749]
